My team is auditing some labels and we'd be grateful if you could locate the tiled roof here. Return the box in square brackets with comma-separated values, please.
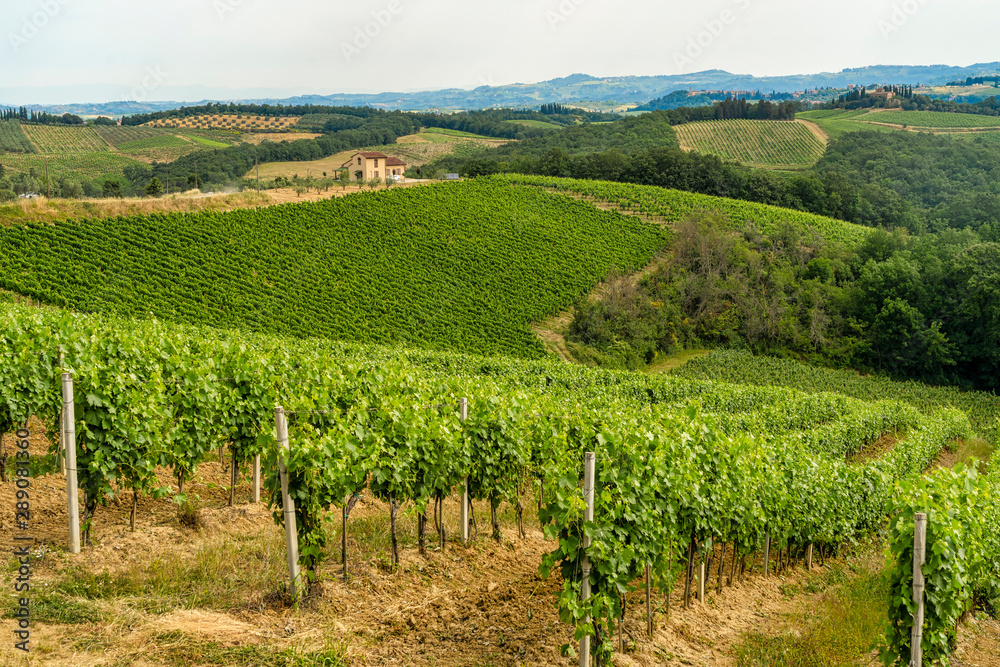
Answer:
[358, 151, 388, 158]
[384, 157, 406, 166]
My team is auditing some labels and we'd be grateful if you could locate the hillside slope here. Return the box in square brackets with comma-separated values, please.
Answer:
[0, 180, 668, 358]
[674, 119, 827, 170]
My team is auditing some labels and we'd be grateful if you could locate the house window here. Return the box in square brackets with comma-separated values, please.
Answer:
[375, 171, 379, 178]
[357, 157, 362, 165]
[374, 159, 379, 167]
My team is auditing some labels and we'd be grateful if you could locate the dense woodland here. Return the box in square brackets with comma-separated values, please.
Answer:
[569, 211, 1000, 393]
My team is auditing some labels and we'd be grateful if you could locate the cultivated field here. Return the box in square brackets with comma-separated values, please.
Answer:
[495, 174, 872, 246]
[799, 108, 1000, 139]
[0, 181, 667, 358]
[0, 119, 34, 153]
[674, 119, 827, 169]
[144, 114, 301, 131]
[0, 151, 141, 180]
[0, 122, 254, 179]
[856, 109, 1000, 129]
[0, 300, 994, 666]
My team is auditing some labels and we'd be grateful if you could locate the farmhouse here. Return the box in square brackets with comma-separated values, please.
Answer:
[342, 152, 407, 182]
[869, 90, 895, 101]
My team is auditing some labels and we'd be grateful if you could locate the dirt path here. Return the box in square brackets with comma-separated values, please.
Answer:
[796, 118, 830, 145]
[527, 189, 672, 363]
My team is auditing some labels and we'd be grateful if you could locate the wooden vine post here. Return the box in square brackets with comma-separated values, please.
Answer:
[645, 564, 653, 637]
[62, 373, 80, 554]
[579, 452, 595, 667]
[252, 454, 261, 503]
[57, 346, 66, 475]
[275, 406, 301, 598]
[763, 532, 771, 578]
[460, 397, 469, 544]
[911, 513, 927, 667]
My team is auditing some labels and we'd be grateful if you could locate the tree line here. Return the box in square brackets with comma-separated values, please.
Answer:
[825, 89, 1000, 116]
[1, 107, 84, 125]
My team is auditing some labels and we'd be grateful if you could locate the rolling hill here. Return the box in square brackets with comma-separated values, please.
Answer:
[0, 180, 668, 358]
[674, 119, 827, 170]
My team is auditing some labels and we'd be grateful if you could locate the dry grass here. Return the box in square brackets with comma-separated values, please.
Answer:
[247, 151, 358, 180]
[930, 437, 994, 472]
[0, 192, 274, 224]
[242, 133, 323, 145]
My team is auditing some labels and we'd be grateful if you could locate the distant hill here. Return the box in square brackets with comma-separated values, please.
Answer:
[5, 63, 1000, 116]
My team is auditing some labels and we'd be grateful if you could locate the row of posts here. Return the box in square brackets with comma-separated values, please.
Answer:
[53, 384, 930, 665]
[57, 372, 261, 554]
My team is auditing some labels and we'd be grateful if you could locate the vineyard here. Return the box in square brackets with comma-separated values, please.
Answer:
[858, 109, 1000, 129]
[491, 174, 873, 246]
[21, 125, 111, 154]
[0, 124, 242, 180]
[672, 349, 1000, 442]
[0, 300, 982, 665]
[0, 181, 668, 358]
[0, 119, 35, 153]
[145, 114, 300, 131]
[796, 109, 905, 138]
[0, 152, 139, 181]
[674, 119, 827, 169]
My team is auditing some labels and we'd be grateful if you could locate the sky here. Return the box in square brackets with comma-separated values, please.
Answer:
[2, 0, 999, 104]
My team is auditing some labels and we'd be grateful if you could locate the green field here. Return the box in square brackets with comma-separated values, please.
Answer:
[0, 151, 140, 180]
[117, 135, 192, 151]
[674, 119, 827, 169]
[798, 108, 1000, 138]
[422, 127, 497, 140]
[0, 120, 35, 153]
[0, 124, 244, 181]
[0, 180, 668, 357]
[492, 174, 872, 246]
[856, 109, 1000, 129]
[671, 349, 1000, 442]
[21, 124, 110, 154]
[503, 119, 564, 130]
[796, 109, 901, 138]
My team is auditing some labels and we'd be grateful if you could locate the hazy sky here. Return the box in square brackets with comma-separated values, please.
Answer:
[3, 0, 999, 103]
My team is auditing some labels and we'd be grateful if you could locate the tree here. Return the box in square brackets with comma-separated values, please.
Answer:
[145, 177, 163, 197]
[339, 170, 351, 190]
[62, 181, 83, 199]
[367, 176, 382, 190]
[870, 298, 927, 374]
[103, 180, 123, 198]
